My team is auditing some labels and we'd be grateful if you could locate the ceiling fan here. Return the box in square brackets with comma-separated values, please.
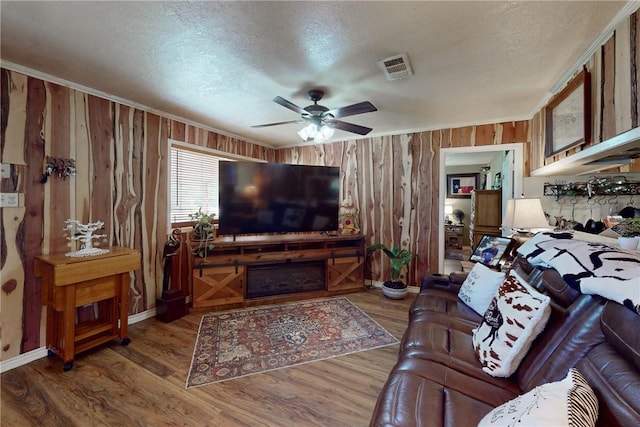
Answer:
[251, 89, 377, 143]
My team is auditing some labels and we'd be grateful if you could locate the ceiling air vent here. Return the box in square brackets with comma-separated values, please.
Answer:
[378, 54, 413, 81]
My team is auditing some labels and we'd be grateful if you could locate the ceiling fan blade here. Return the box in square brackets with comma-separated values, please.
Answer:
[251, 119, 304, 128]
[273, 96, 308, 115]
[330, 119, 373, 136]
[325, 101, 377, 119]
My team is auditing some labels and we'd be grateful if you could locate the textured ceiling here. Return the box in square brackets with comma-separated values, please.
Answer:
[1, 1, 636, 149]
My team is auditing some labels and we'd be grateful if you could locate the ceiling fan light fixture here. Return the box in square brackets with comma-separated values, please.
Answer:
[314, 124, 335, 143]
[255, 89, 376, 141]
[298, 123, 318, 141]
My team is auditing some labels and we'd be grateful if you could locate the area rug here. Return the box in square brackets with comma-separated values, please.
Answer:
[445, 249, 464, 260]
[186, 297, 399, 388]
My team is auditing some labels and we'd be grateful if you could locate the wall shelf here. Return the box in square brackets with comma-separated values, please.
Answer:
[543, 177, 640, 200]
[532, 127, 640, 177]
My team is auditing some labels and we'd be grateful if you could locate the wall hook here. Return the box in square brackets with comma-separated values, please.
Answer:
[41, 156, 76, 183]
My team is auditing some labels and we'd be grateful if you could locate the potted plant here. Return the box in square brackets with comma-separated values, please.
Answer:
[189, 208, 216, 257]
[368, 243, 415, 299]
[613, 218, 640, 250]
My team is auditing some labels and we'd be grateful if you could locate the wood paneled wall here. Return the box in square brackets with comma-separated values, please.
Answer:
[0, 71, 273, 359]
[530, 11, 640, 172]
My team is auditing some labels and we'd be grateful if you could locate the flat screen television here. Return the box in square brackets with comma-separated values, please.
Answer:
[218, 161, 340, 236]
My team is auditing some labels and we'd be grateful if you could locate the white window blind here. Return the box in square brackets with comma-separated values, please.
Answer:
[170, 146, 221, 223]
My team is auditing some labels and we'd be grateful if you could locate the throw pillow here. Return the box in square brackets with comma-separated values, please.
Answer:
[458, 263, 506, 315]
[478, 368, 599, 427]
[472, 272, 551, 377]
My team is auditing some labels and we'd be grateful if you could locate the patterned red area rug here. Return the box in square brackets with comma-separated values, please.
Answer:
[186, 297, 398, 388]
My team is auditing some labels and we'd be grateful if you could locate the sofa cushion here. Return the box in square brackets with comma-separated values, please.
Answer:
[409, 287, 483, 323]
[369, 357, 517, 427]
[478, 368, 598, 427]
[600, 300, 640, 370]
[458, 262, 505, 315]
[472, 272, 551, 377]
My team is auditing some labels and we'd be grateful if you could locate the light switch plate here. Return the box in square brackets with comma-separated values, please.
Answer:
[0, 193, 21, 207]
[0, 163, 10, 178]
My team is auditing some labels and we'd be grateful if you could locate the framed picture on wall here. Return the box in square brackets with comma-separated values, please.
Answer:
[545, 68, 591, 157]
[446, 173, 479, 198]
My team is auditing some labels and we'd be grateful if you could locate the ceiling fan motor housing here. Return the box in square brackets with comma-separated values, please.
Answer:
[304, 90, 329, 117]
[304, 104, 329, 116]
[307, 89, 324, 102]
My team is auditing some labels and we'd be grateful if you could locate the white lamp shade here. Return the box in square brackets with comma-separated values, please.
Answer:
[298, 123, 334, 143]
[297, 123, 318, 141]
[503, 198, 549, 230]
[314, 124, 335, 143]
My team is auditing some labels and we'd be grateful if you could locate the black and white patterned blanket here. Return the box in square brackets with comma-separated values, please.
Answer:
[517, 232, 640, 314]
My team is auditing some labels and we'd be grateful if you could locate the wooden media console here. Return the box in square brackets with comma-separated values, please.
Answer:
[191, 234, 365, 309]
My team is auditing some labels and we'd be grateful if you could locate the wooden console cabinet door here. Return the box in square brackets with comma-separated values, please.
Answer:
[470, 190, 502, 248]
[327, 256, 364, 292]
[192, 265, 245, 308]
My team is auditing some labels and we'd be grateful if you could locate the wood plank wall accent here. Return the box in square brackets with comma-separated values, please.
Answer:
[0, 70, 274, 359]
[531, 11, 640, 173]
[274, 122, 530, 288]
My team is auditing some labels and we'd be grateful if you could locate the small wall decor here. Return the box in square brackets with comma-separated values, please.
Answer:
[545, 68, 591, 157]
[446, 173, 479, 198]
[63, 219, 109, 257]
[41, 156, 76, 183]
[339, 204, 360, 235]
[493, 172, 502, 189]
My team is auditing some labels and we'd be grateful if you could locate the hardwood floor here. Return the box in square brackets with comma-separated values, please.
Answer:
[1, 288, 414, 427]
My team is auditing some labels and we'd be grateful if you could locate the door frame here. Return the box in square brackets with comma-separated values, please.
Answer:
[438, 143, 524, 272]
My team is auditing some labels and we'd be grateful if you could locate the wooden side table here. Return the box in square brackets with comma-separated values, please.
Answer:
[444, 224, 465, 250]
[35, 246, 140, 371]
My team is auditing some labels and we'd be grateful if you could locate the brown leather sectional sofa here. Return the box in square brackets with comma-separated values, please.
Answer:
[370, 257, 640, 426]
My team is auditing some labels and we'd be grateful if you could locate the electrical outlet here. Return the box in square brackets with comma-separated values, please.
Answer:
[0, 193, 20, 207]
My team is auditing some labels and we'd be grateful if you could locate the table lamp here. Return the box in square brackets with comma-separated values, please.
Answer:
[444, 205, 453, 224]
[503, 198, 549, 236]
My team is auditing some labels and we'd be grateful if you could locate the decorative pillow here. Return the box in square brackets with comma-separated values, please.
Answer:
[458, 263, 506, 315]
[478, 368, 599, 427]
[472, 272, 551, 377]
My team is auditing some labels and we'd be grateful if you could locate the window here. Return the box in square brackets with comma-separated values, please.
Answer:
[170, 145, 222, 224]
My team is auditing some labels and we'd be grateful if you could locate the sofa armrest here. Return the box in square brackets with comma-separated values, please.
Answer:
[421, 272, 467, 293]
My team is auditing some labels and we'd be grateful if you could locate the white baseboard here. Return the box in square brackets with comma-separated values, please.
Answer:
[1, 308, 156, 373]
[0, 347, 48, 374]
[129, 308, 156, 324]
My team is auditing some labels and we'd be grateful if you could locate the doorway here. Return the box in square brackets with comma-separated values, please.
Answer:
[438, 143, 524, 272]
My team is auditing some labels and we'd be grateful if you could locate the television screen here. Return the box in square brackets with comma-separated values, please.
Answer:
[218, 162, 340, 236]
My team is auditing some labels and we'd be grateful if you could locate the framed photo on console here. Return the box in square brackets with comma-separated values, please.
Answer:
[469, 235, 515, 268]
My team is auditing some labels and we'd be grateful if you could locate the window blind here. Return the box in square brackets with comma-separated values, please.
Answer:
[170, 146, 220, 223]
